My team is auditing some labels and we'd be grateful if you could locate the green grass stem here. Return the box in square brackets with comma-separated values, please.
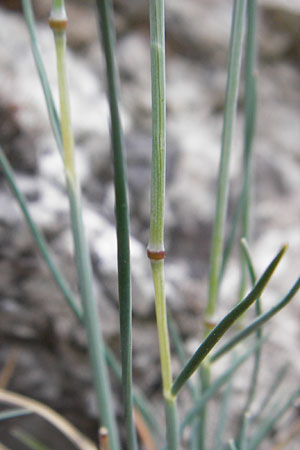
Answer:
[150, 261, 179, 448]
[148, 0, 167, 253]
[253, 364, 290, 421]
[219, 193, 243, 284]
[228, 440, 238, 450]
[206, 0, 247, 321]
[239, 412, 250, 450]
[213, 368, 234, 450]
[22, 0, 63, 156]
[66, 186, 120, 450]
[168, 313, 197, 399]
[238, 0, 257, 302]
[200, 2, 247, 441]
[240, 239, 257, 286]
[49, 2, 120, 448]
[172, 245, 286, 396]
[105, 347, 164, 442]
[94, 1, 137, 447]
[148, 0, 179, 448]
[167, 313, 186, 373]
[197, 362, 210, 450]
[239, 238, 262, 436]
[148, 0, 167, 376]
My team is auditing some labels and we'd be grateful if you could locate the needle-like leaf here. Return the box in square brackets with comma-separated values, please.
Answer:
[172, 245, 286, 395]
[211, 276, 300, 362]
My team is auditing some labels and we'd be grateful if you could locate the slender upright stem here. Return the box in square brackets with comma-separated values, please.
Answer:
[148, 0, 166, 255]
[151, 262, 172, 393]
[228, 440, 239, 450]
[49, 3, 120, 449]
[22, 0, 63, 156]
[199, 2, 246, 448]
[238, 0, 257, 301]
[240, 239, 262, 417]
[94, 1, 137, 448]
[206, 0, 247, 322]
[148, 1, 179, 448]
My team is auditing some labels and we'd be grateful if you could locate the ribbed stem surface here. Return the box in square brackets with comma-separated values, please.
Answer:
[50, 3, 120, 448]
[149, 1, 179, 448]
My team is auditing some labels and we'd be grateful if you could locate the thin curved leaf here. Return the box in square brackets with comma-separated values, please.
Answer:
[172, 245, 286, 395]
[211, 276, 300, 362]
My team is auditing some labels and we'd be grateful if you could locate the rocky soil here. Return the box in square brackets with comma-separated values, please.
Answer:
[0, 0, 299, 449]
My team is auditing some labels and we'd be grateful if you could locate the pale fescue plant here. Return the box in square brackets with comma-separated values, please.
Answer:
[0, 0, 299, 449]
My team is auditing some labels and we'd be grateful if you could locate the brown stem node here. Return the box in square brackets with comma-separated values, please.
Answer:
[48, 18, 68, 31]
[147, 248, 166, 261]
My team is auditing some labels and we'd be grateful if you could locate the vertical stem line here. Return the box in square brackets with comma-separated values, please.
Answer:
[206, 0, 247, 321]
[49, 3, 120, 449]
[22, 0, 63, 156]
[199, 2, 246, 448]
[94, 1, 137, 448]
[151, 261, 172, 394]
[239, 0, 257, 301]
[150, 261, 178, 449]
[54, 31, 76, 183]
[241, 0, 260, 416]
[149, 0, 179, 448]
[149, 0, 166, 252]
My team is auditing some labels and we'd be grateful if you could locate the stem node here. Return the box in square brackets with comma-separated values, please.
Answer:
[48, 17, 68, 31]
[147, 248, 166, 261]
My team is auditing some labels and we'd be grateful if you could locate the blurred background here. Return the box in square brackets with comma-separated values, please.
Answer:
[0, 0, 299, 448]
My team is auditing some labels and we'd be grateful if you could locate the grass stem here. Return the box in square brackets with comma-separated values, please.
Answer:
[148, 1, 179, 448]
[22, 0, 63, 156]
[49, 2, 120, 448]
[94, 1, 137, 447]
[206, 0, 246, 321]
[200, 2, 246, 446]
[238, 0, 257, 302]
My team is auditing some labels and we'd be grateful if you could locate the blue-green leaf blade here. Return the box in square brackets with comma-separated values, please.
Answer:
[172, 245, 286, 395]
